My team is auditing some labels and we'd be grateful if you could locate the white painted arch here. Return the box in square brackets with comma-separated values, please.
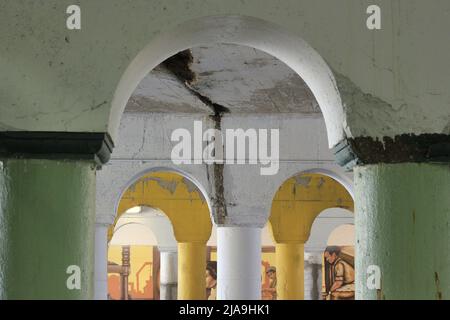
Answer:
[109, 15, 345, 148]
[111, 206, 178, 250]
[327, 223, 355, 247]
[307, 208, 354, 253]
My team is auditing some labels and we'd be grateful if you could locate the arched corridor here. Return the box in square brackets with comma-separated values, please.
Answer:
[0, 1, 449, 303]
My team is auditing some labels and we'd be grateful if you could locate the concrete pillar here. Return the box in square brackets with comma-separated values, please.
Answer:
[94, 216, 112, 300]
[178, 242, 206, 300]
[159, 247, 178, 300]
[355, 163, 450, 300]
[304, 252, 323, 300]
[276, 242, 304, 300]
[0, 159, 96, 299]
[217, 227, 261, 300]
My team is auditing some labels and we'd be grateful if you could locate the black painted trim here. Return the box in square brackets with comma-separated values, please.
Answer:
[0, 132, 114, 165]
[334, 134, 450, 170]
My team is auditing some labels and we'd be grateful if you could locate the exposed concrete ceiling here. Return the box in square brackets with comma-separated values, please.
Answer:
[125, 44, 320, 115]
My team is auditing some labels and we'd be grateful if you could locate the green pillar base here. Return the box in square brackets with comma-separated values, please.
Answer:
[355, 163, 450, 300]
[0, 159, 96, 299]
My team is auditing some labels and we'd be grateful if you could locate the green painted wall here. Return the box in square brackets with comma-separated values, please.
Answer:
[1, 1, 449, 142]
[0, 159, 96, 299]
[355, 163, 450, 300]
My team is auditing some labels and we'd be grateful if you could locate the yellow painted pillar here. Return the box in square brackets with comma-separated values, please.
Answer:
[276, 242, 304, 300]
[178, 242, 207, 300]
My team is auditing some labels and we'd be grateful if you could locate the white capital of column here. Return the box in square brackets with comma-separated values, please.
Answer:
[217, 226, 261, 300]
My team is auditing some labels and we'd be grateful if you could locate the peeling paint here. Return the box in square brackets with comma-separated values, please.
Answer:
[317, 177, 325, 189]
[142, 177, 178, 194]
[294, 176, 311, 187]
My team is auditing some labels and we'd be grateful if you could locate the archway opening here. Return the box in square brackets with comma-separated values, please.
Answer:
[108, 206, 177, 300]
[107, 171, 213, 300]
[267, 172, 354, 300]
[101, 16, 348, 301]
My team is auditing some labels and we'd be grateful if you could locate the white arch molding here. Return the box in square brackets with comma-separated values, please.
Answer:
[109, 15, 345, 148]
[327, 223, 355, 247]
[306, 208, 354, 253]
[110, 207, 178, 250]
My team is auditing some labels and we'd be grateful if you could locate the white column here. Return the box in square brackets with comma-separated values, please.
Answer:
[217, 226, 261, 300]
[304, 251, 323, 300]
[94, 215, 113, 300]
[159, 247, 178, 300]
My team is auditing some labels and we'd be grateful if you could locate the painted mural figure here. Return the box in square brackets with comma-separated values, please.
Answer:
[323, 246, 355, 300]
[206, 261, 217, 300]
[262, 266, 277, 300]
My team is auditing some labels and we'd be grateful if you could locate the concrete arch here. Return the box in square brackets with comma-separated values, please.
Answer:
[301, 168, 354, 200]
[269, 168, 354, 211]
[113, 170, 212, 244]
[109, 15, 345, 148]
[327, 223, 355, 246]
[111, 207, 178, 250]
[111, 222, 158, 245]
[306, 208, 354, 253]
[113, 166, 212, 221]
[269, 171, 354, 243]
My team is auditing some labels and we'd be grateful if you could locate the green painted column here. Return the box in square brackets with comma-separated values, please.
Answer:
[355, 163, 450, 300]
[0, 159, 96, 299]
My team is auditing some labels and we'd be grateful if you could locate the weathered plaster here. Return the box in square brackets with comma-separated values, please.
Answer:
[97, 112, 353, 227]
[2, 1, 450, 148]
[355, 163, 450, 300]
[0, 159, 96, 299]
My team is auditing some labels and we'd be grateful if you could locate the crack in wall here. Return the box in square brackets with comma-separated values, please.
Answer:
[132, 117, 147, 159]
[161, 50, 230, 224]
[209, 111, 228, 224]
[434, 272, 442, 300]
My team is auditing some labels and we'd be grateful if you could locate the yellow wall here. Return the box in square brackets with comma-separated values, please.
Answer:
[108, 245, 154, 299]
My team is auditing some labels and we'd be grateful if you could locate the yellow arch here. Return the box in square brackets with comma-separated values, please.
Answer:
[269, 173, 354, 300]
[109, 171, 212, 243]
[109, 171, 212, 300]
[270, 173, 353, 242]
